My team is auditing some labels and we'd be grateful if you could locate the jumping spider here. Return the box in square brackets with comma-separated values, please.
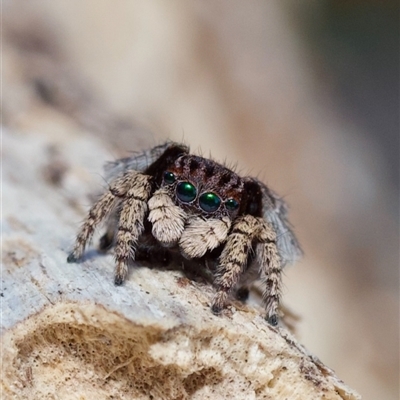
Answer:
[67, 142, 301, 325]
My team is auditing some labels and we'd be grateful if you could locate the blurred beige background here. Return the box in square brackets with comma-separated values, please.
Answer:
[3, 1, 399, 399]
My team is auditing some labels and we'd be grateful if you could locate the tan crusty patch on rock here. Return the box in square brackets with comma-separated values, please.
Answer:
[1, 302, 360, 400]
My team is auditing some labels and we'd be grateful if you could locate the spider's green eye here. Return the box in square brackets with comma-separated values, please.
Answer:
[176, 182, 197, 202]
[225, 198, 239, 211]
[199, 192, 221, 212]
[163, 171, 176, 184]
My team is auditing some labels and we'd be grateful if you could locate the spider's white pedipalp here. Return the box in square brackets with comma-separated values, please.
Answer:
[179, 216, 231, 259]
[148, 188, 187, 247]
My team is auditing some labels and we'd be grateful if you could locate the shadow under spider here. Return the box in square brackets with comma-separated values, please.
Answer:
[95, 231, 250, 303]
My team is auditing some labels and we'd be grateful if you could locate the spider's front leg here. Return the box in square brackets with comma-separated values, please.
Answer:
[113, 173, 153, 285]
[67, 171, 153, 285]
[211, 215, 259, 315]
[212, 215, 282, 326]
[67, 171, 140, 263]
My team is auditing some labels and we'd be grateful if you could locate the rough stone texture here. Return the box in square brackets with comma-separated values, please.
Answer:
[1, 129, 361, 400]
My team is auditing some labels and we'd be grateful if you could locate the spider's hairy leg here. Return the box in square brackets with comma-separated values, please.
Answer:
[114, 173, 153, 285]
[179, 216, 231, 259]
[67, 171, 141, 263]
[211, 215, 258, 315]
[256, 219, 282, 326]
[148, 188, 187, 247]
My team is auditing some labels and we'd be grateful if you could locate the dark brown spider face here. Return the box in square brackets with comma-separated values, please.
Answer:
[161, 155, 244, 218]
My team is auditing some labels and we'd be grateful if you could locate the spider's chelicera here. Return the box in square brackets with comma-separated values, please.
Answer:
[67, 142, 302, 325]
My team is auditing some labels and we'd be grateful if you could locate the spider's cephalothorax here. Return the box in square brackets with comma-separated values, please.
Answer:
[67, 142, 302, 325]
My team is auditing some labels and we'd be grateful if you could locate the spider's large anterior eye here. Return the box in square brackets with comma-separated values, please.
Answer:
[199, 192, 221, 212]
[176, 182, 197, 202]
[163, 171, 176, 184]
[225, 198, 239, 211]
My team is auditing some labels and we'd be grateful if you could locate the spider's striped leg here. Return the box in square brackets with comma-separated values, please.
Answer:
[256, 220, 282, 326]
[114, 173, 153, 285]
[67, 171, 141, 263]
[211, 215, 258, 314]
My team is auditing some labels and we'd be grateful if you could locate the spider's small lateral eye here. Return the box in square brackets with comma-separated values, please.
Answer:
[225, 198, 239, 211]
[163, 171, 176, 184]
[176, 182, 197, 202]
[199, 192, 221, 212]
